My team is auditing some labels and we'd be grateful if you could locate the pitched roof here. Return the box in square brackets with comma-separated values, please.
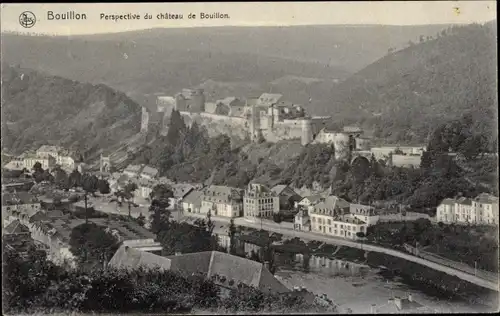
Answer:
[108, 245, 172, 271]
[270, 185, 289, 195]
[2, 192, 39, 206]
[109, 249, 288, 293]
[124, 164, 143, 174]
[36, 145, 61, 154]
[140, 165, 159, 178]
[182, 190, 203, 207]
[475, 193, 499, 204]
[4, 220, 30, 235]
[311, 196, 350, 216]
[29, 211, 49, 223]
[216, 96, 237, 106]
[90, 218, 156, 240]
[440, 198, 456, 206]
[456, 197, 472, 205]
[203, 185, 243, 202]
[336, 214, 366, 225]
[301, 195, 323, 205]
[172, 184, 195, 199]
[258, 93, 283, 106]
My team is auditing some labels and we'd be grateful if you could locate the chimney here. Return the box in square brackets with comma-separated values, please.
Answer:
[175, 252, 182, 256]
[407, 293, 413, 302]
[124, 246, 129, 251]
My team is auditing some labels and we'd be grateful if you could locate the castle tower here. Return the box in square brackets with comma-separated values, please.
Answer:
[100, 154, 111, 173]
[190, 88, 206, 112]
[140, 107, 149, 133]
[301, 120, 313, 146]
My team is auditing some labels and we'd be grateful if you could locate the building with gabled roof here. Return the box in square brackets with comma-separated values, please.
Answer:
[271, 184, 302, 210]
[244, 183, 279, 219]
[139, 165, 159, 180]
[202, 185, 243, 218]
[297, 195, 323, 209]
[108, 248, 289, 295]
[182, 189, 204, 214]
[437, 194, 499, 225]
[473, 193, 499, 225]
[123, 164, 143, 178]
[257, 93, 283, 107]
[3, 219, 31, 236]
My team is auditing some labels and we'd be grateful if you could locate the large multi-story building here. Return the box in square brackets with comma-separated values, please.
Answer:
[36, 145, 77, 171]
[310, 213, 368, 240]
[474, 193, 499, 225]
[201, 185, 243, 218]
[436, 193, 499, 225]
[23, 152, 56, 170]
[349, 203, 380, 226]
[243, 183, 279, 219]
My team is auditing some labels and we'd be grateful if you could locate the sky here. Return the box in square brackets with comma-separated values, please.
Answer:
[0, 1, 497, 36]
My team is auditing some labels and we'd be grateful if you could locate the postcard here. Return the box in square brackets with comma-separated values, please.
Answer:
[1, 1, 498, 315]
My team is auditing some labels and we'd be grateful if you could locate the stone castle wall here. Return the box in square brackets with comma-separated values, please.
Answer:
[179, 111, 315, 143]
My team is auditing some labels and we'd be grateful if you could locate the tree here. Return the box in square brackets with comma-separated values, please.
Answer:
[97, 179, 111, 194]
[32, 161, 42, 172]
[137, 213, 146, 227]
[166, 109, 187, 146]
[272, 213, 284, 223]
[81, 174, 99, 224]
[123, 182, 139, 218]
[32, 163, 45, 183]
[54, 167, 69, 189]
[228, 218, 238, 255]
[68, 169, 82, 189]
[69, 223, 120, 269]
[149, 184, 174, 234]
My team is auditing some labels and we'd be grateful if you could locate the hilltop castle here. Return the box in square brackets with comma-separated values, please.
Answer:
[140, 88, 369, 160]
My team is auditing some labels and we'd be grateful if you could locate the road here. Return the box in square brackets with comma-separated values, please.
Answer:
[184, 213, 499, 292]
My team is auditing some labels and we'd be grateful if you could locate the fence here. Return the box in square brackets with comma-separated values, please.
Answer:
[403, 243, 498, 283]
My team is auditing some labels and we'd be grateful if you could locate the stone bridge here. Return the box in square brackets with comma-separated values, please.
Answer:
[350, 150, 373, 165]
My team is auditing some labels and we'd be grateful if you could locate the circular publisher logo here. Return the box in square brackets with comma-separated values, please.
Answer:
[19, 11, 36, 28]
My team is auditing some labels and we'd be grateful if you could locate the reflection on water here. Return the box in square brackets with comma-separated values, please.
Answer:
[215, 235, 370, 278]
[275, 252, 370, 278]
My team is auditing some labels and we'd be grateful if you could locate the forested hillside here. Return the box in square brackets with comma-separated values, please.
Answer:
[1, 64, 142, 155]
[316, 22, 497, 144]
[1, 24, 448, 109]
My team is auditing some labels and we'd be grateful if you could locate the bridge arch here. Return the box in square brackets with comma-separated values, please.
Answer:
[351, 155, 370, 166]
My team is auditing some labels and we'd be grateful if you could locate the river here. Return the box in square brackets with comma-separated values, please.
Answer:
[215, 234, 497, 314]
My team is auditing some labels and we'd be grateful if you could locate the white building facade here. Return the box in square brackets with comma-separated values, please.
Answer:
[243, 184, 279, 218]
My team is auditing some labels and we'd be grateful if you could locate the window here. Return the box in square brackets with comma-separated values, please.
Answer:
[329, 227, 332, 233]
[327, 219, 331, 225]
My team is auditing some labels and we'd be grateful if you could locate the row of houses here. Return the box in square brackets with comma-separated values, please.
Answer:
[2, 191, 162, 268]
[436, 193, 499, 225]
[182, 183, 293, 218]
[4, 145, 81, 172]
[179, 182, 382, 241]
